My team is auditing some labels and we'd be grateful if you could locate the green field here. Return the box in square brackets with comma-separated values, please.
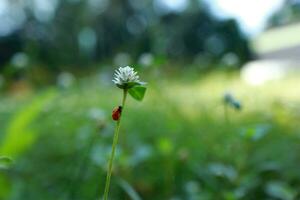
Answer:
[0, 70, 300, 200]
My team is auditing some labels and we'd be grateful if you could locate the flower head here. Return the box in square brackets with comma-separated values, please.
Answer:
[113, 66, 141, 89]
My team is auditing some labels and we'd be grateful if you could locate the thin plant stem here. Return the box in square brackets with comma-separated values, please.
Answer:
[224, 103, 229, 124]
[103, 89, 128, 200]
[69, 128, 100, 199]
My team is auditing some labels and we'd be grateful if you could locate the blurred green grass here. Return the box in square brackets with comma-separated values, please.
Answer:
[0, 70, 300, 200]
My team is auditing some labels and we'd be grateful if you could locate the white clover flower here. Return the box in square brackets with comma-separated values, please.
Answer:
[112, 66, 141, 89]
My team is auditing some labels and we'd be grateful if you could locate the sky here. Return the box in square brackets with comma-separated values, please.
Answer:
[205, 0, 285, 35]
[161, 0, 286, 36]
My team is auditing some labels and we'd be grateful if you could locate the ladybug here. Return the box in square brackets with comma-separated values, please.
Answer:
[112, 106, 122, 121]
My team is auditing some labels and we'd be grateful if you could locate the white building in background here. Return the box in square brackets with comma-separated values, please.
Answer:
[241, 22, 300, 85]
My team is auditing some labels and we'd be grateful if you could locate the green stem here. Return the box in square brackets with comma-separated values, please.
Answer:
[224, 103, 229, 124]
[103, 89, 128, 200]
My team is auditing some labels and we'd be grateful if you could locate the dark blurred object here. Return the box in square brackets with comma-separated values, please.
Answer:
[0, 33, 22, 69]
[223, 92, 242, 111]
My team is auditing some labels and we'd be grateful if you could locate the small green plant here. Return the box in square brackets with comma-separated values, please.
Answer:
[102, 66, 147, 200]
[0, 156, 12, 170]
[223, 92, 242, 123]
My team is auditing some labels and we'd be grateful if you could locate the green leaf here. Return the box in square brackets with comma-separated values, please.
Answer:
[0, 89, 56, 157]
[0, 157, 11, 163]
[128, 86, 147, 101]
[0, 156, 12, 170]
[118, 178, 142, 200]
[116, 81, 147, 89]
[265, 181, 296, 200]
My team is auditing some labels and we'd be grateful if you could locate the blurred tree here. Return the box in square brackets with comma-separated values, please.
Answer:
[267, 0, 300, 28]
[0, 0, 252, 71]
[0, 34, 23, 69]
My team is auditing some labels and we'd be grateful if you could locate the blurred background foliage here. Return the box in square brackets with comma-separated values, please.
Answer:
[1, 73, 300, 200]
[0, 0, 251, 74]
[1, 0, 300, 199]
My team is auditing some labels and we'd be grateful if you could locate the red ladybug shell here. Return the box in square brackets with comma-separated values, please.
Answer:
[112, 106, 122, 121]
